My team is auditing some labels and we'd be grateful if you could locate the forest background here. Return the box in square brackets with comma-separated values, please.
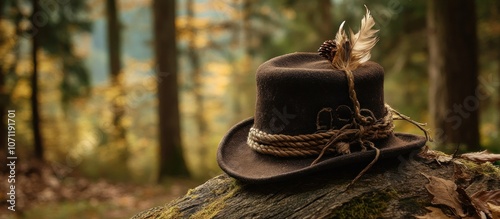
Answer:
[0, 0, 499, 218]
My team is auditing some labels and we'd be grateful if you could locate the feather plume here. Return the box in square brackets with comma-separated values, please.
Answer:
[330, 5, 378, 71]
[332, 21, 349, 69]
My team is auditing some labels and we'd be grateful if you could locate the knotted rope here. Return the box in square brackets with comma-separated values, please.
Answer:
[248, 104, 394, 158]
[248, 104, 429, 159]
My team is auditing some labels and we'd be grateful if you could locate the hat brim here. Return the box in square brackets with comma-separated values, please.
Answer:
[217, 118, 427, 184]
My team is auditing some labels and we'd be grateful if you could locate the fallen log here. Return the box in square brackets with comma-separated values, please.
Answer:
[132, 149, 500, 219]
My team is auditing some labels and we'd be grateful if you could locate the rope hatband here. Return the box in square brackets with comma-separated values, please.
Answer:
[247, 103, 430, 161]
[248, 104, 395, 158]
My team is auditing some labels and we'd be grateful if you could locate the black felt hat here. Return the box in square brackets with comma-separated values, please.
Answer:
[216, 52, 427, 183]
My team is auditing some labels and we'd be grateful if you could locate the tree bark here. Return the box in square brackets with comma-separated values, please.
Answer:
[106, 0, 121, 85]
[0, 3, 22, 167]
[186, 0, 208, 169]
[0, 0, 8, 163]
[106, 0, 126, 136]
[31, 0, 44, 161]
[132, 150, 500, 219]
[153, 0, 190, 180]
[318, 0, 333, 41]
[427, 0, 480, 151]
[240, 0, 257, 118]
[106, 0, 124, 121]
[105, 0, 129, 179]
[228, 0, 243, 125]
[495, 2, 500, 133]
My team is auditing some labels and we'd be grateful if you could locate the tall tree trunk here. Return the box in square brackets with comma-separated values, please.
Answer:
[240, 0, 256, 118]
[186, 0, 208, 170]
[427, 0, 480, 151]
[243, 0, 256, 57]
[106, 0, 121, 90]
[106, 0, 129, 174]
[495, 2, 500, 132]
[153, 0, 189, 180]
[0, 0, 8, 162]
[318, 0, 333, 41]
[229, 0, 242, 125]
[31, 0, 44, 160]
[0, 3, 22, 166]
[106, 0, 125, 134]
[0, 63, 6, 163]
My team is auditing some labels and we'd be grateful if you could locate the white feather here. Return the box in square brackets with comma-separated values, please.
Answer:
[332, 21, 348, 69]
[335, 21, 347, 46]
[350, 6, 378, 69]
[331, 6, 378, 71]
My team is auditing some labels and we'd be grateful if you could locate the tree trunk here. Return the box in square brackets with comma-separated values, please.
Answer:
[105, 0, 129, 179]
[0, 65, 6, 164]
[132, 150, 500, 218]
[0, 3, 22, 167]
[106, 0, 124, 123]
[186, 0, 208, 169]
[240, 0, 257, 118]
[427, 0, 480, 151]
[495, 2, 500, 133]
[31, 0, 44, 161]
[229, 0, 243, 125]
[318, 0, 333, 41]
[153, 0, 190, 180]
[0, 1, 8, 163]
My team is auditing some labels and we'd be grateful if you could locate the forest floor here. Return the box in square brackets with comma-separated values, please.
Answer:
[0, 161, 200, 219]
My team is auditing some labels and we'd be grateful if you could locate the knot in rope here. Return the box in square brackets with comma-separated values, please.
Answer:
[247, 104, 395, 160]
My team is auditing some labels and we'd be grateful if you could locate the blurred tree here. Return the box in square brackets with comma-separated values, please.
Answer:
[493, 1, 500, 132]
[153, 0, 190, 180]
[229, 0, 256, 124]
[0, 0, 19, 162]
[106, 0, 129, 178]
[317, 0, 333, 41]
[31, 0, 43, 160]
[497, 3, 500, 132]
[475, 0, 500, 148]
[258, 0, 336, 58]
[30, 0, 91, 160]
[427, 0, 480, 151]
[33, 1, 92, 105]
[1, 0, 93, 162]
[186, 0, 208, 168]
[106, 0, 124, 135]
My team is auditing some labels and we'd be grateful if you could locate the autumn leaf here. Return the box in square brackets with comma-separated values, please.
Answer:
[470, 190, 500, 219]
[487, 203, 500, 219]
[415, 206, 455, 219]
[422, 174, 467, 217]
[418, 146, 453, 164]
[459, 151, 500, 163]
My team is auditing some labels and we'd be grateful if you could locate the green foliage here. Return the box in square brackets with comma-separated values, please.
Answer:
[160, 206, 183, 218]
[33, 0, 93, 105]
[330, 189, 398, 219]
[460, 159, 500, 178]
[23, 201, 109, 219]
[188, 177, 239, 219]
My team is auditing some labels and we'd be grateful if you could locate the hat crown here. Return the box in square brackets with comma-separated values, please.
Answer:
[253, 52, 385, 136]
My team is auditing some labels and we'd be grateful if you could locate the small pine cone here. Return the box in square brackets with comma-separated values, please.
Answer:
[318, 39, 337, 62]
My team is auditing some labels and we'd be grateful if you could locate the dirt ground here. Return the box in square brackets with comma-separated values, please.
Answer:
[0, 161, 200, 219]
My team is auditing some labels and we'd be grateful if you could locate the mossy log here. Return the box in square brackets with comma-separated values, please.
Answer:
[132, 150, 500, 219]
